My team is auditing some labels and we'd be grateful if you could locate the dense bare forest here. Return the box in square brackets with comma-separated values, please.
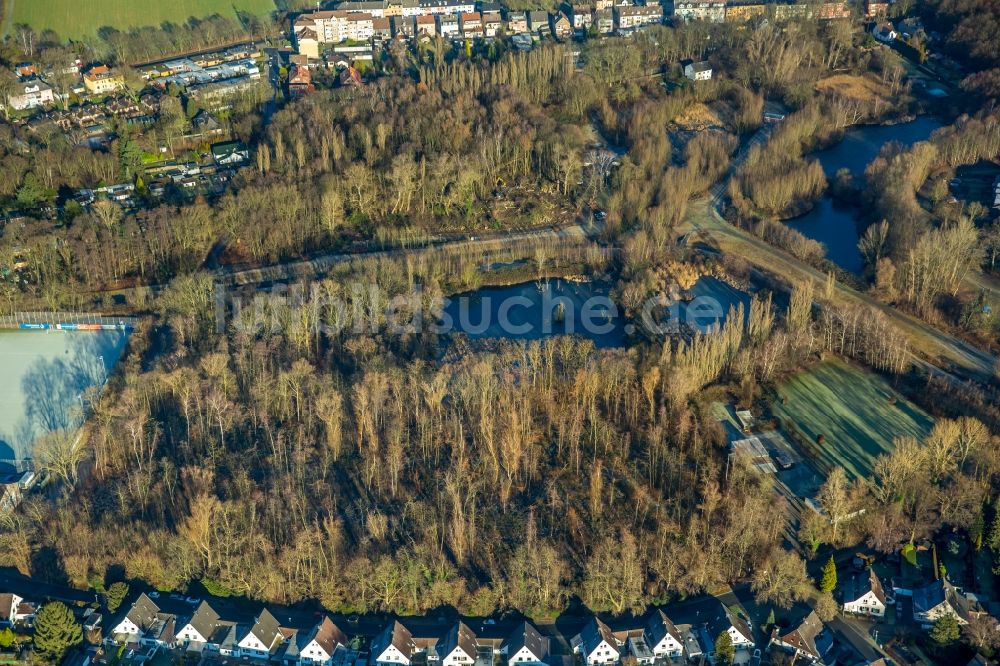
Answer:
[3, 6, 1000, 637]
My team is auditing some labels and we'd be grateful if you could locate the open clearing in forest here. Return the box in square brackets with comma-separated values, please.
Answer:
[771, 357, 934, 480]
[816, 74, 892, 106]
[6, 0, 275, 41]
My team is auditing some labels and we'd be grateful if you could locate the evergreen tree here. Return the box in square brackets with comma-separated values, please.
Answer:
[106, 582, 129, 613]
[0, 628, 15, 649]
[987, 501, 1000, 551]
[819, 555, 838, 593]
[715, 631, 735, 665]
[33, 602, 82, 663]
[765, 608, 775, 629]
[929, 614, 960, 646]
[970, 507, 985, 551]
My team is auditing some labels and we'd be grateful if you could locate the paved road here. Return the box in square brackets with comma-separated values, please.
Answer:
[827, 615, 889, 663]
[680, 196, 997, 383]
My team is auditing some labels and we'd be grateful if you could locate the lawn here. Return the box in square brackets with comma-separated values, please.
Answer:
[771, 357, 935, 480]
[6, 0, 276, 41]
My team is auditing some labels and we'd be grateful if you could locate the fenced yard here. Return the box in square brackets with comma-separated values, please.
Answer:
[0, 329, 128, 458]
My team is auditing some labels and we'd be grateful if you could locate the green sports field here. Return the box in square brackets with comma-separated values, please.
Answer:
[771, 357, 935, 480]
[6, 0, 276, 41]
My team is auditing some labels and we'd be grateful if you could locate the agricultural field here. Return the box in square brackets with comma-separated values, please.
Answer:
[4, 0, 276, 41]
[770, 357, 935, 480]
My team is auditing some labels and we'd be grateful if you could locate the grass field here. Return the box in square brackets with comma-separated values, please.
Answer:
[771, 357, 934, 480]
[6, 0, 276, 41]
[815, 74, 893, 107]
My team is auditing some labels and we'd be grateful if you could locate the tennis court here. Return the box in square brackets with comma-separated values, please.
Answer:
[0, 329, 128, 459]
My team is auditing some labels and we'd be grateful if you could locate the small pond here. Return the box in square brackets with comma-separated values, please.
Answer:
[443, 276, 752, 345]
[668, 277, 753, 335]
[443, 279, 627, 348]
[786, 116, 944, 272]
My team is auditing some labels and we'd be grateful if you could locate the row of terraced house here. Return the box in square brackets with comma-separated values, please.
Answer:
[106, 592, 764, 666]
[292, 0, 854, 57]
[106, 593, 558, 666]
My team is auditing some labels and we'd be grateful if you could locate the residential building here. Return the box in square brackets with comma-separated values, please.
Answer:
[388, 0, 423, 15]
[913, 579, 970, 627]
[572, 617, 620, 666]
[295, 24, 322, 58]
[14, 62, 36, 79]
[682, 59, 712, 80]
[371, 621, 416, 666]
[288, 64, 315, 98]
[624, 637, 653, 666]
[109, 593, 185, 648]
[461, 12, 484, 37]
[391, 14, 416, 37]
[615, 5, 661, 29]
[773, 3, 812, 21]
[339, 66, 365, 87]
[529, 11, 552, 36]
[346, 13, 376, 40]
[864, 0, 888, 17]
[769, 611, 834, 665]
[507, 11, 529, 33]
[724, 2, 766, 22]
[238, 609, 284, 659]
[83, 65, 124, 95]
[553, 12, 573, 37]
[212, 141, 251, 166]
[841, 569, 887, 617]
[707, 608, 754, 653]
[175, 601, 235, 652]
[502, 622, 548, 665]
[418, 0, 476, 14]
[571, 5, 594, 30]
[336, 0, 388, 16]
[483, 12, 503, 36]
[299, 618, 348, 666]
[595, 0, 614, 9]
[873, 22, 897, 42]
[372, 16, 392, 38]
[594, 10, 615, 33]
[819, 1, 850, 19]
[439, 622, 477, 666]
[438, 14, 460, 36]
[6, 78, 54, 110]
[644, 610, 684, 659]
[415, 14, 437, 35]
[672, 1, 725, 22]
[0, 593, 35, 627]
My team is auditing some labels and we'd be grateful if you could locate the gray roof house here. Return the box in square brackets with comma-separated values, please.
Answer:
[502, 621, 548, 664]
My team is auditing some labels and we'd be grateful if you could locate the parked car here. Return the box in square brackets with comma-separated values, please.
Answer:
[773, 451, 794, 470]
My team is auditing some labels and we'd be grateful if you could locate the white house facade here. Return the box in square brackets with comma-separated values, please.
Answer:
[842, 570, 887, 617]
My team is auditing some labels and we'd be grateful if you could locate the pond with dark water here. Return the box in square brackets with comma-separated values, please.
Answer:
[785, 116, 944, 272]
[444, 276, 751, 346]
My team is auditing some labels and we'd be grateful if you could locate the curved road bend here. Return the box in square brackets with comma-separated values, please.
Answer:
[681, 197, 996, 382]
